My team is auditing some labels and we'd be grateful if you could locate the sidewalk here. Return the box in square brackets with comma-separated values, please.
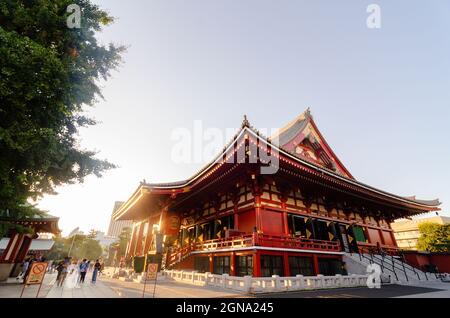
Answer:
[100, 276, 246, 298]
[46, 279, 118, 298]
[0, 272, 57, 298]
[395, 281, 450, 298]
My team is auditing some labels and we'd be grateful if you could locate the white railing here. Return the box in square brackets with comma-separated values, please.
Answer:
[163, 270, 369, 293]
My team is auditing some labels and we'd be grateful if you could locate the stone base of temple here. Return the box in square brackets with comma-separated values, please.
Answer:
[0, 263, 15, 282]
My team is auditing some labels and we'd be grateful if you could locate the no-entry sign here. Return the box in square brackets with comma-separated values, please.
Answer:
[21, 261, 48, 298]
[26, 262, 48, 285]
[146, 263, 158, 280]
[142, 263, 159, 298]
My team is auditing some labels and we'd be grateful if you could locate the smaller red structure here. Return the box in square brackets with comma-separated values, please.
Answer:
[403, 251, 450, 273]
[0, 214, 60, 281]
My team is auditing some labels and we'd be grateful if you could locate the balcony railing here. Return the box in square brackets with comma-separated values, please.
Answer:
[356, 242, 400, 256]
[166, 233, 341, 267]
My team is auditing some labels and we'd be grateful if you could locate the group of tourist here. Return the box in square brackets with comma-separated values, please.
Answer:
[18, 256, 104, 288]
[55, 258, 104, 287]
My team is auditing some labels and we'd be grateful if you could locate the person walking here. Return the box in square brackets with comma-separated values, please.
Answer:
[79, 259, 88, 283]
[91, 259, 101, 284]
[56, 261, 68, 287]
[17, 257, 30, 281]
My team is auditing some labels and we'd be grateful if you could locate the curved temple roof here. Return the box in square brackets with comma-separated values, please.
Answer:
[114, 110, 440, 221]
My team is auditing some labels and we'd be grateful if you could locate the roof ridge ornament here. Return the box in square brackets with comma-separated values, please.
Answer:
[242, 114, 250, 128]
[304, 107, 312, 119]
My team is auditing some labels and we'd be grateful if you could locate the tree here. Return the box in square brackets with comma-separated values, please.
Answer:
[87, 229, 98, 239]
[0, 0, 125, 236]
[45, 234, 103, 260]
[117, 227, 131, 257]
[108, 227, 131, 264]
[416, 222, 450, 253]
[79, 238, 103, 260]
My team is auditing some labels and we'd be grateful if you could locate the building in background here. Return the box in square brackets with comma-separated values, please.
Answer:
[107, 201, 132, 238]
[391, 216, 450, 250]
[95, 231, 117, 247]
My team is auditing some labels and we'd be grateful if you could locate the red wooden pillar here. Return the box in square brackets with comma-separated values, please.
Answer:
[281, 200, 289, 235]
[255, 195, 262, 232]
[0, 233, 21, 262]
[312, 254, 320, 275]
[234, 208, 239, 230]
[253, 251, 261, 277]
[127, 224, 138, 259]
[143, 220, 153, 255]
[379, 229, 385, 246]
[0, 233, 16, 262]
[230, 252, 236, 276]
[134, 223, 144, 256]
[15, 235, 33, 263]
[364, 226, 371, 244]
[209, 254, 214, 273]
[283, 253, 290, 277]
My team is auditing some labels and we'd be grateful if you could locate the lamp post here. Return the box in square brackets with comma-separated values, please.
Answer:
[68, 234, 78, 257]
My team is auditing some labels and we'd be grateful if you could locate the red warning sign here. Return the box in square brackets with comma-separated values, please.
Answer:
[146, 263, 158, 280]
[26, 262, 48, 285]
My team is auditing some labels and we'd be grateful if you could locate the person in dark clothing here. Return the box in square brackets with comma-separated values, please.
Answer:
[22, 256, 38, 283]
[92, 260, 101, 283]
[56, 261, 68, 287]
[79, 259, 88, 283]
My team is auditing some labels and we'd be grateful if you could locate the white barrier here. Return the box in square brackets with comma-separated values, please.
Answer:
[163, 270, 369, 293]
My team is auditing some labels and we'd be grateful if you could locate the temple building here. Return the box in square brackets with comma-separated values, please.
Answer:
[113, 110, 440, 277]
[0, 213, 60, 281]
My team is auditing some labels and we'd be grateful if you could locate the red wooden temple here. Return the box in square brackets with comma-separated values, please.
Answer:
[113, 110, 440, 277]
[0, 213, 60, 281]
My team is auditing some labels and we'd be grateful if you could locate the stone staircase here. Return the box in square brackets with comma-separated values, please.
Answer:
[344, 252, 441, 284]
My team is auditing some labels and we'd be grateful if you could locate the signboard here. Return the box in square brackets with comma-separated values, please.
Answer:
[146, 263, 158, 280]
[26, 262, 48, 285]
[142, 263, 159, 298]
[20, 262, 48, 298]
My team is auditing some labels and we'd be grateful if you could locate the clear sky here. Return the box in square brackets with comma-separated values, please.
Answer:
[37, 1, 450, 236]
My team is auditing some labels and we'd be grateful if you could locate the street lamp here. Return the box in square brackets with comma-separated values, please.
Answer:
[68, 234, 77, 257]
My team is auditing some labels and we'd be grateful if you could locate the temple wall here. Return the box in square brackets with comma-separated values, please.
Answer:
[237, 210, 256, 233]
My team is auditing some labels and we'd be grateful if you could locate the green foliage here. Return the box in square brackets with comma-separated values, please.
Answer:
[416, 222, 450, 252]
[108, 227, 131, 264]
[117, 226, 131, 256]
[45, 233, 103, 260]
[0, 0, 125, 235]
[87, 229, 97, 239]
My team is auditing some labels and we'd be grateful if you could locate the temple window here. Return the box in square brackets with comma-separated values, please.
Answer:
[352, 225, 367, 243]
[194, 256, 210, 273]
[288, 256, 314, 276]
[318, 258, 345, 276]
[260, 255, 284, 277]
[313, 220, 329, 241]
[213, 256, 230, 274]
[287, 214, 307, 238]
[236, 255, 253, 277]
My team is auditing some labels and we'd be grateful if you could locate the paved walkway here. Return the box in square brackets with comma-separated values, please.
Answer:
[395, 281, 450, 298]
[0, 272, 57, 298]
[2, 270, 449, 298]
[100, 276, 245, 298]
[46, 277, 118, 298]
[256, 284, 446, 298]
